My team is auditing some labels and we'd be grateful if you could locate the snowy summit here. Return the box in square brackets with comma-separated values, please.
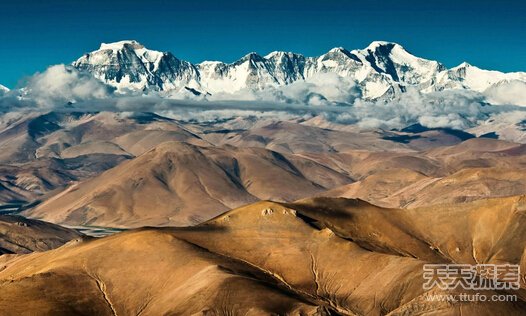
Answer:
[72, 40, 526, 100]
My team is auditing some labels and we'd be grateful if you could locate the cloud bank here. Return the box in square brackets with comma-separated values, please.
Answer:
[207, 73, 362, 106]
[484, 80, 526, 107]
[1, 64, 525, 133]
[24, 64, 114, 105]
[0, 65, 113, 111]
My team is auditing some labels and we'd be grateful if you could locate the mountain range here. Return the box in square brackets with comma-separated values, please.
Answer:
[72, 40, 526, 100]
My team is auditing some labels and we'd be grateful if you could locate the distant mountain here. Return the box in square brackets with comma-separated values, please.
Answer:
[72, 40, 526, 100]
[73, 40, 200, 93]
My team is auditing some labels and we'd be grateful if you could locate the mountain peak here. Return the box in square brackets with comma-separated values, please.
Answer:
[99, 40, 145, 51]
[325, 47, 351, 56]
[243, 52, 261, 58]
[70, 40, 526, 100]
[366, 41, 403, 50]
[265, 51, 294, 58]
[239, 52, 264, 62]
[455, 62, 473, 69]
[74, 40, 197, 93]
[328, 47, 348, 53]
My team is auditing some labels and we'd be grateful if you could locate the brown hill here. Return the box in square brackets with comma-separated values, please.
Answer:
[321, 168, 431, 207]
[211, 120, 412, 154]
[2, 197, 525, 315]
[25, 142, 352, 227]
[291, 196, 526, 266]
[0, 215, 83, 254]
[424, 138, 526, 172]
[323, 167, 526, 208]
[0, 228, 323, 315]
[4, 111, 525, 216]
[24, 134, 526, 229]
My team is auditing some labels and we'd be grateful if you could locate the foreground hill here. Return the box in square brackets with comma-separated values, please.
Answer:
[2, 197, 525, 315]
[0, 215, 83, 254]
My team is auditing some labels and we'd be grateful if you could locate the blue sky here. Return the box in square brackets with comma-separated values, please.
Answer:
[1, 0, 524, 88]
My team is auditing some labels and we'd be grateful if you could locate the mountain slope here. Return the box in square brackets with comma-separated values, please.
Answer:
[0, 228, 323, 315]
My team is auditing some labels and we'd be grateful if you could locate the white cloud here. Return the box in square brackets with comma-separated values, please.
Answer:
[1, 66, 526, 138]
[207, 73, 361, 106]
[271, 73, 362, 105]
[22, 64, 113, 107]
[483, 80, 526, 106]
[318, 88, 491, 130]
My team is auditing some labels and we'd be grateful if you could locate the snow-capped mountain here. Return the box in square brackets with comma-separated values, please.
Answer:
[73, 40, 200, 93]
[72, 40, 526, 100]
[0, 84, 9, 94]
